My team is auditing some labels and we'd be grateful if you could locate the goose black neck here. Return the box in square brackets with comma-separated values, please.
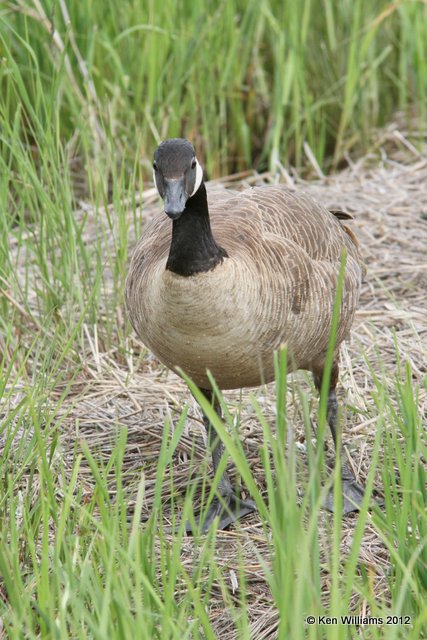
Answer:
[166, 183, 228, 277]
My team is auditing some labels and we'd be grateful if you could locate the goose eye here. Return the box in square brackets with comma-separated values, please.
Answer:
[191, 159, 197, 170]
[153, 161, 158, 171]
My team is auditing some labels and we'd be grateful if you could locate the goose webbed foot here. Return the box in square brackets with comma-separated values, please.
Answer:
[324, 466, 366, 514]
[324, 461, 384, 514]
[184, 491, 256, 534]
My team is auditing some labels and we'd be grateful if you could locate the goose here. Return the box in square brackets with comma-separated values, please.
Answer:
[125, 138, 367, 532]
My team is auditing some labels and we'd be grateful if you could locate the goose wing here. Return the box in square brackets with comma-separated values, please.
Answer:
[209, 186, 360, 262]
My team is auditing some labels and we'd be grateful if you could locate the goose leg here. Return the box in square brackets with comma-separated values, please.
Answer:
[314, 365, 366, 514]
[185, 389, 256, 533]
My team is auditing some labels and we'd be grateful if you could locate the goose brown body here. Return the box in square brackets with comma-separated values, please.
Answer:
[125, 185, 363, 390]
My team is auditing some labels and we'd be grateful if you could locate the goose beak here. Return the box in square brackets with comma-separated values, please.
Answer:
[164, 178, 188, 220]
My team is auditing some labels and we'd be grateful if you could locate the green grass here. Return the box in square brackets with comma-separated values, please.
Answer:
[0, 0, 426, 181]
[0, 345, 426, 638]
[0, 1, 426, 638]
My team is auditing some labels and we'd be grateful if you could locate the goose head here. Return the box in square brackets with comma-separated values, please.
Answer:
[153, 138, 204, 220]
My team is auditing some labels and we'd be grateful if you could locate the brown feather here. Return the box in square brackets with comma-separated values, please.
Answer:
[329, 209, 354, 221]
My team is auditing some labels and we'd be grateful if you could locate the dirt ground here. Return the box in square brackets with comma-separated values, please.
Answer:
[35, 131, 427, 637]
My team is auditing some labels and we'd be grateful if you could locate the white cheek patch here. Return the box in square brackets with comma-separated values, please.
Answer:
[190, 158, 203, 196]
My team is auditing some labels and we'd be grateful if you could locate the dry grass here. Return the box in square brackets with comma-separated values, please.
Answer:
[3, 130, 427, 638]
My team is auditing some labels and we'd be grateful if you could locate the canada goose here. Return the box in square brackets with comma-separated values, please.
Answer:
[125, 138, 367, 532]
